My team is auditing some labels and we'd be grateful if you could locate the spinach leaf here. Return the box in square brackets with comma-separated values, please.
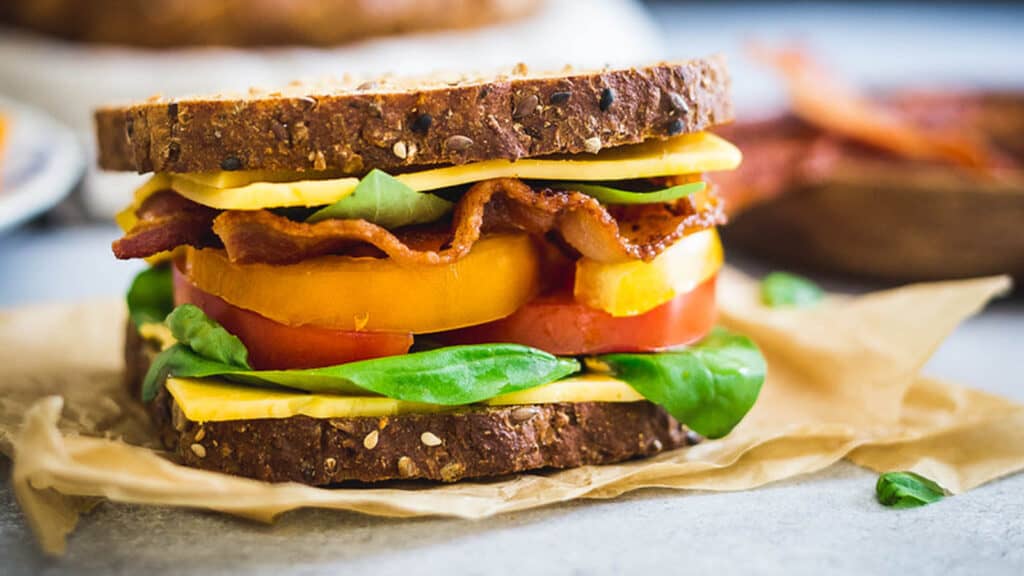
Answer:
[126, 266, 174, 327]
[166, 304, 251, 370]
[307, 169, 453, 227]
[760, 271, 824, 308]
[142, 342, 580, 404]
[876, 471, 947, 508]
[557, 181, 705, 205]
[597, 328, 766, 438]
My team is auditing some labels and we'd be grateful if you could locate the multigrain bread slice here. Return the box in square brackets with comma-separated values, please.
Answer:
[0, 0, 541, 48]
[126, 323, 695, 485]
[151, 390, 693, 484]
[96, 58, 733, 175]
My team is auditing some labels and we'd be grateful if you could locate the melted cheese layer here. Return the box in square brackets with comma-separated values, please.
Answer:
[167, 374, 645, 422]
[127, 132, 741, 212]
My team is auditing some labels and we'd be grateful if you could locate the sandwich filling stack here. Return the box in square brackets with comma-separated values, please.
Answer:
[100, 58, 766, 484]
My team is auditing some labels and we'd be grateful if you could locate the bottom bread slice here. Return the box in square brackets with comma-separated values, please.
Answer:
[129, 322, 696, 484]
[153, 391, 693, 484]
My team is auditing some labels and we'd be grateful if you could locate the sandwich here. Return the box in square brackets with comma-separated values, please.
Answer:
[100, 58, 766, 484]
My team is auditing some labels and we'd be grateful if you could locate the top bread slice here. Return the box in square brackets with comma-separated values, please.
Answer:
[95, 57, 733, 175]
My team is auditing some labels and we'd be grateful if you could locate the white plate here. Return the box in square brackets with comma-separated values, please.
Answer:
[0, 96, 84, 233]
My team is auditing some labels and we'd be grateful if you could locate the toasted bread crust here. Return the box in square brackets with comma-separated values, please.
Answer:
[0, 0, 540, 48]
[127, 322, 694, 484]
[95, 58, 733, 174]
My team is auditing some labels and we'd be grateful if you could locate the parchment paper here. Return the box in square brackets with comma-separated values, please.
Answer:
[2, 269, 1021, 556]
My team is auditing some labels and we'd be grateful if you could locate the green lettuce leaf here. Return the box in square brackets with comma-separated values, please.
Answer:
[876, 471, 947, 509]
[760, 271, 824, 308]
[166, 304, 251, 370]
[142, 306, 766, 441]
[597, 328, 766, 438]
[126, 266, 174, 327]
[307, 169, 453, 227]
[557, 181, 705, 205]
[142, 342, 580, 404]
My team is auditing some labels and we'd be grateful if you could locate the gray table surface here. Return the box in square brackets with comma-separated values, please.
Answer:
[3, 2, 1024, 574]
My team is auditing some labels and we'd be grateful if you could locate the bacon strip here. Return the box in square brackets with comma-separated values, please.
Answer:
[750, 43, 995, 172]
[215, 178, 723, 265]
[112, 191, 219, 259]
[115, 178, 724, 265]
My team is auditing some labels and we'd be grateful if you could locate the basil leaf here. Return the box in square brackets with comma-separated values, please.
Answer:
[876, 471, 947, 509]
[557, 181, 705, 205]
[760, 271, 824, 308]
[166, 304, 251, 370]
[126, 266, 174, 327]
[598, 328, 766, 439]
[142, 343, 580, 405]
[307, 169, 453, 227]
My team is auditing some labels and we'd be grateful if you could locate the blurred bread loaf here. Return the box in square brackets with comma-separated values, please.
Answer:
[0, 0, 542, 47]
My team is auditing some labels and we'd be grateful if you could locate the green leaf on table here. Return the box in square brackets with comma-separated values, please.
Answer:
[126, 266, 174, 327]
[166, 304, 251, 370]
[760, 271, 824, 308]
[306, 169, 454, 227]
[597, 328, 766, 439]
[142, 342, 580, 404]
[557, 181, 705, 205]
[876, 471, 947, 509]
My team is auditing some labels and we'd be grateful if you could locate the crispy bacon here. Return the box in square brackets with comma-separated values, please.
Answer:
[750, 43, 996, 172]
[214, 178, 724, 265]
[112, 191, 219, 259]
[115, 178, 724, 265]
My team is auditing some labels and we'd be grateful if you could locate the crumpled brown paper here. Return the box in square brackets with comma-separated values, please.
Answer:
[2, 270, 1022, 556]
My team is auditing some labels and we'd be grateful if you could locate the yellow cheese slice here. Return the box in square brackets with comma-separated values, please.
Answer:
[126, 132, 741, 213]
[166, 374, 644, 422]
[485, 375, 643, 405]
[183, 168, 348, 189]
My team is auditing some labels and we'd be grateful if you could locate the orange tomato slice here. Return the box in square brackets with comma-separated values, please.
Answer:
[574, 228, 722, 317]
[182, 233, 541, 334]
[174, 267, 413, 369]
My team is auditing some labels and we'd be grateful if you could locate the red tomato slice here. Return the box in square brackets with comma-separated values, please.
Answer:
[173, 268, 413, 370]
[438, 275, 717, 355]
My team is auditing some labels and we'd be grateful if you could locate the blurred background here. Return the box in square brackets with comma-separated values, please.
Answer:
[0, 0, 1022, 305]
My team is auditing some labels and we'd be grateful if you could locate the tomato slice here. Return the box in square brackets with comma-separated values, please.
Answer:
[574, 228, 722, 317]
[173, 267, 413, 370]
[438, 275, 717, 355]
[181, 233, 541, 333]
